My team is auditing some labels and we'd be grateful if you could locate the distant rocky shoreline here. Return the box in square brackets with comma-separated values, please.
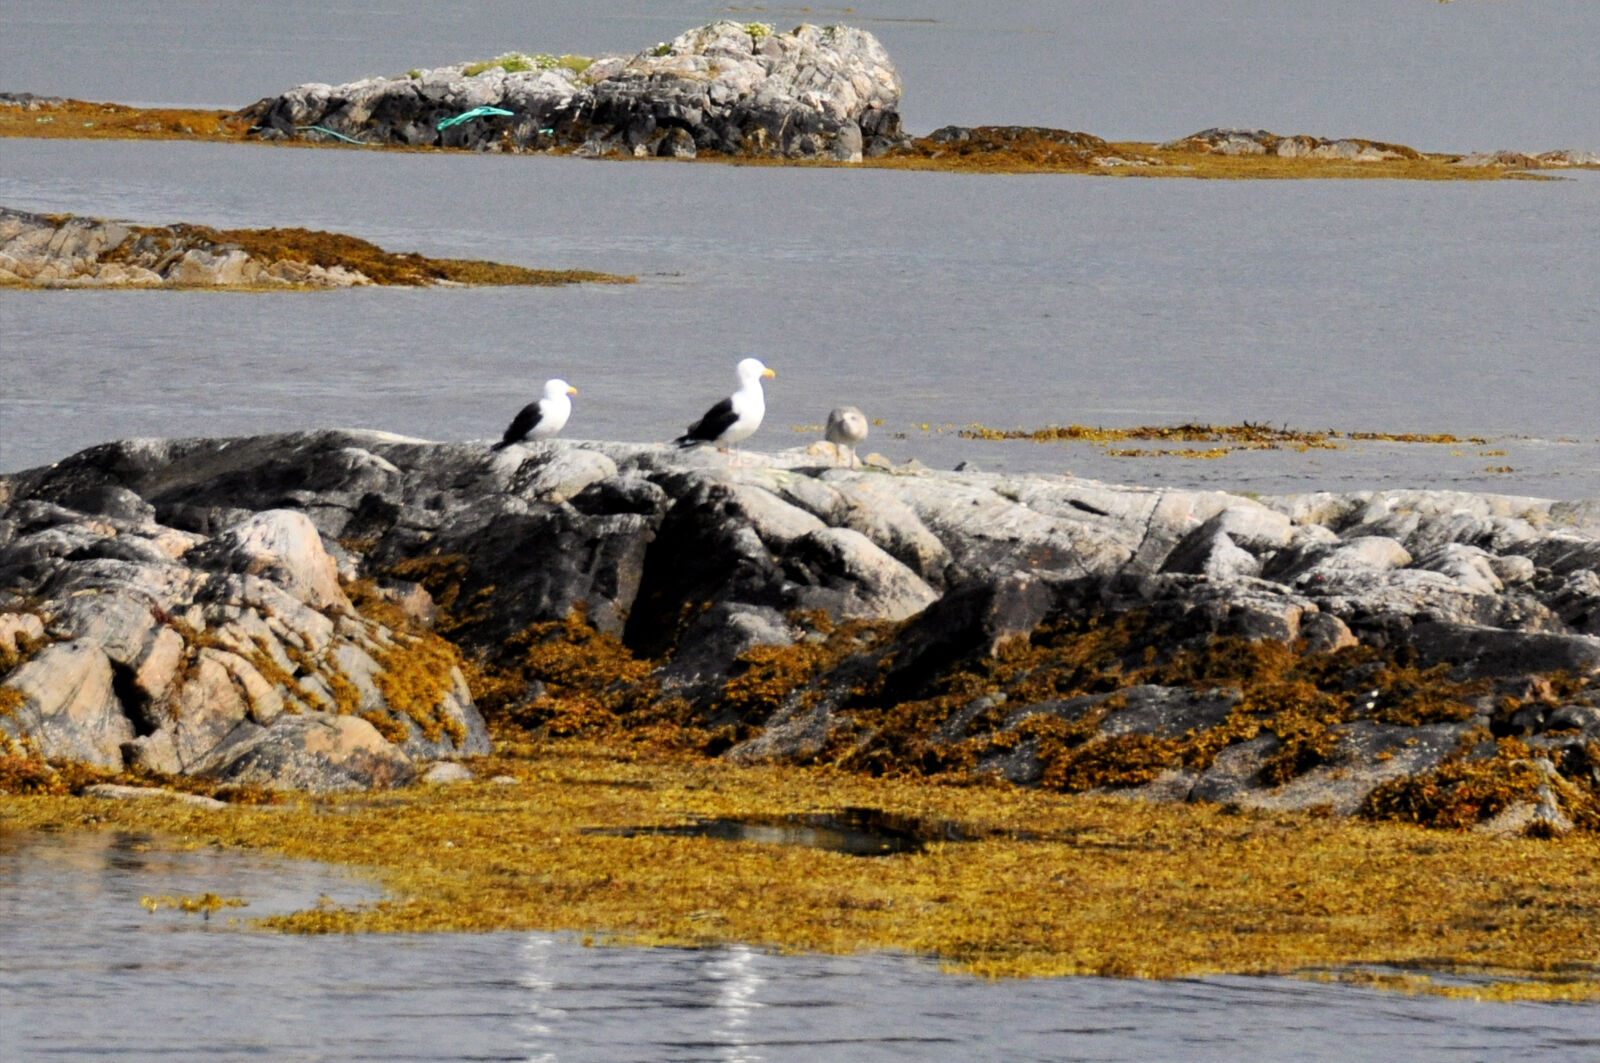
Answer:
[4, 20, 1595, 177]
[3, 431, 1596, 837]
[0, 206, 632, 289]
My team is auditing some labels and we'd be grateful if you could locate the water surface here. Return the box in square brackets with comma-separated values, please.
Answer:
[2, 0, 1597, 149]
[3, 830, 1596, 1063]
[3, 140, 1596, 498]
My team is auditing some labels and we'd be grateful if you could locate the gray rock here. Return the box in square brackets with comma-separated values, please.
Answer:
[0, 207, 374, 290]
[1298, 612, 1357, 654]
[7, 427, 1600, 815]
[1, 639, 130, 766]
[1406, 622, 1600, 678]
[1454, 151, 1539, 168]
[788, 527, 937, 620]
[240, 21, 906, 162]
[1162, 530, 1261, 582]
[1535, 149, 1600, 168]
[83, 783, 228, 810]
[421, 761, 475, 784]
[508, 447, 619, 503]
[1160, 128, 1418, 162]
[1098, 685, 1239, 738]
[187, 509, 350, 611]
[193, 713, 417, 792]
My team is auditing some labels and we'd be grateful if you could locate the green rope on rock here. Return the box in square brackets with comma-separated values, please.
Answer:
[297, 124, 367, 145]
[437, 106, 515, 130]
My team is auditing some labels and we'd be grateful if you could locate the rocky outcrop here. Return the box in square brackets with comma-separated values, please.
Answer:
[1453, 149, 1600, 169]
[913, 126, 1120, 167]
[1160, 128, 1423, 161]
[239, 21, 907, 161]
[0, 92, 67, 111]
[0, 208, 367, 288]
[0, 207, 627, 290]
[0, 472, 488, 791]
[1155, 130, 1600, 172]
[4, 431, 1597, 826]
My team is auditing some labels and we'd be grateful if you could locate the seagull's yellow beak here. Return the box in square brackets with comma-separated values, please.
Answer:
[762, 368, 776, 379]
[567, 385, 579, 395]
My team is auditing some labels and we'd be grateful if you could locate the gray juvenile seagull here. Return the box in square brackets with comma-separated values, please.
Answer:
[825, 405, 868, 466]
[674, 358, 775, 451]
[491, 378, 577, 450]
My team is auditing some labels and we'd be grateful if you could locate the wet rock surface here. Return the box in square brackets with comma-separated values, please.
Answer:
[241, 21, 907, 162]
[3, 429, 1598, 823]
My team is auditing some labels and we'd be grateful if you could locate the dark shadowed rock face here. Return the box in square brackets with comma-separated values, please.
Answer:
[3, 428, 1598, 821]
[239, 21, 907, 162]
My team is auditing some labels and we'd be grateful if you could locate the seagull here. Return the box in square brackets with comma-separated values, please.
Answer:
[674, 358, 775, 451]
[825, 406, 868, 466]
[491, 378, 577, 450]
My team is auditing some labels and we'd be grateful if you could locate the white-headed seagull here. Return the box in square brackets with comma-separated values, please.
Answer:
[491, 378, 577, 450]
[674, 358, 775, 451]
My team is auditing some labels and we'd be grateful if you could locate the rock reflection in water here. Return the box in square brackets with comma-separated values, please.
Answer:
[4, 830, 1597, 1062]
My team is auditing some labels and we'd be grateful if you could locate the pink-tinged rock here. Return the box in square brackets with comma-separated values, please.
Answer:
[194, 713, 417, 792]
[0, 639, 131, 767]
[189, 510, 351, 612]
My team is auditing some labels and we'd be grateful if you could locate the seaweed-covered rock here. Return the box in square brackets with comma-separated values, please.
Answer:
[5, 428, 1599, 820]
[0, 207, 371, 289]
[240, 21, 907, 161]
[0, 461, 489, 789]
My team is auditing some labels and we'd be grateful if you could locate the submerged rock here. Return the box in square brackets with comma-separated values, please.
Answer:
[240, 21, 908, 161]
[3, 429, 1598, 823]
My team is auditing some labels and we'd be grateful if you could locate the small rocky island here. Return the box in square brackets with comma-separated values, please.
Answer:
[3, 431, 1597, 837]
[5, 21, 1594, 177]
[241, 21, 905, 162]
[0, 206, 632, 289]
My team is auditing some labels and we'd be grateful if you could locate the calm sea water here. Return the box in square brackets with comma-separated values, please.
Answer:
[4, 830, 1597, 1063]
[2, 8, 1598, 1055]
[2, 139, 1597, 497]
[2, 0, 1598, 150]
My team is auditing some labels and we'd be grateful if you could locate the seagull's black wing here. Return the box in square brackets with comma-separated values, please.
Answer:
[675, 396, 737, 446]
[491, 401, 543, 450]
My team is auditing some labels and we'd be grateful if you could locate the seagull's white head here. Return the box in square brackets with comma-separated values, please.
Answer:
[736, 358, 775, 386]
[544, 378, 578, 401]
